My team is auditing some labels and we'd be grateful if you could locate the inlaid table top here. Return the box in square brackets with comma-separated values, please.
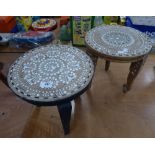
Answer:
[7, 44, 94, 102]
[85, 25, 152, 59]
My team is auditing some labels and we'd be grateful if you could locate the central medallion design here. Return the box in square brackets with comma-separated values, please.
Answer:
[39, 58, 64, 75]
[101, 32, 134, 47]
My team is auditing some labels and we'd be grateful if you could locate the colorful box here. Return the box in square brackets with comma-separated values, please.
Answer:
[16, 16, 32, 32]
[71, 16, 93, 46]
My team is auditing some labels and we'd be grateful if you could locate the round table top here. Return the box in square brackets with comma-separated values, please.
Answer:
[85, 25, 152, 59]
[7, 45, 94, 102]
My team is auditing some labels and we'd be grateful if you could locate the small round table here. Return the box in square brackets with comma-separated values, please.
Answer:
[7, 44, 94, 134]
[85, 25, 152, 92]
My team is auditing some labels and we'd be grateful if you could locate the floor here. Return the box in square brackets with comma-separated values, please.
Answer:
[0, 52, 155, 138]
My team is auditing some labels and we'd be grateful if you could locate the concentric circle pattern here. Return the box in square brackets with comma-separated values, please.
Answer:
[8, 45, 94, 102]
[85, 25, 152, 57]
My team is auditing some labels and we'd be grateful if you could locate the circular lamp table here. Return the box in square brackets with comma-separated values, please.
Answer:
[85, 25, 152, 92]
[7, 45, 94, 134]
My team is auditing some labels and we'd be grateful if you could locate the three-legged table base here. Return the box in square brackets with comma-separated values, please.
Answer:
[123, 59, 144, 93]
[104, 58, 146, 93]
[0, 63, 88, 135]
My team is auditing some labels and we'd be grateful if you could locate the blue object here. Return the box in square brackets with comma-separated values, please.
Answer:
[32, 16, 40, 22]
[0, 36, 2, 41]
[11, 25, 19, 33]
[12, 31, 53, 43]
[125, 16, 155, 32]
[10, 31, 54, 48]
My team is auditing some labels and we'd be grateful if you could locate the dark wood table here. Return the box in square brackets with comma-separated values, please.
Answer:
[0, 44, 94, 134]
[85, 25, 152, 92]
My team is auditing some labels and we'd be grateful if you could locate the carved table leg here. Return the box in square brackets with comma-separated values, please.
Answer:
[0, 62, 8, 87]
[123, 59, 144, 93]
[57, 102, 72, 135]
[105, 60, 110, 71]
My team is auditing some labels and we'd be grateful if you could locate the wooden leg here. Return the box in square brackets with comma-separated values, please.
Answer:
[105, 60, 110, 71]
[0, 62, 3, 70]
[57, 102, 72, 135]
[0, 62, 9, 87]
[75, 96, 81, 103]
[87, 53, 98, 68]
[88, 79, 93, 89]
[86, 51, 98, 89]
[123, 59, 144, 93]
[88, 55, 97, 89]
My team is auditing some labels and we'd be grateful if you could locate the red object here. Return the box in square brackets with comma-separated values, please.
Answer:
[0, 16, 16, 32]
[60, 16, 70, 26]
[21, 31, 42, 37]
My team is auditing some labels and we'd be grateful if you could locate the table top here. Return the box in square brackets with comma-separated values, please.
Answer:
[85, 25, 152, 59]
[7, 44, 94, 103]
